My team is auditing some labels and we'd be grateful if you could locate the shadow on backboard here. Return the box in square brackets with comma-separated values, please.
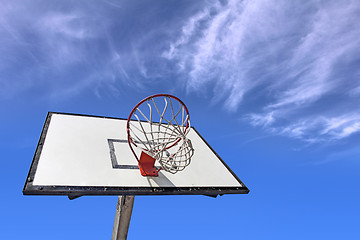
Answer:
[145, 171, 176, 187]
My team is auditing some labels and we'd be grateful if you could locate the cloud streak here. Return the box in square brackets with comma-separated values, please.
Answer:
[1, 0, 359, 142]
[0, 1, 134, 100]
[163, 0, 360, 142]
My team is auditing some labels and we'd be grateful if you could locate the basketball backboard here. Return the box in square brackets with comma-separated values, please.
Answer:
[23, 112, 249, 199]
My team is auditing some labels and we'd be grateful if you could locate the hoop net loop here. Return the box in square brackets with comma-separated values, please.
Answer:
[127, 94, 194, 174]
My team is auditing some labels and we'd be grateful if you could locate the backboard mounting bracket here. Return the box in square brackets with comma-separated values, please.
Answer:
[68, 194, 83, 200]
[138, 151, 161, 177]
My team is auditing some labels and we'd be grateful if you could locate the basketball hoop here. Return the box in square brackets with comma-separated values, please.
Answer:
[127, 94, 194, 176]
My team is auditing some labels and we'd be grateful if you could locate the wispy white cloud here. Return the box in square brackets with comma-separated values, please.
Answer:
[349, 85, 360, 97]
[270, 1, 359, 109]
[1, 0, 360, 143]
[0, 1, 127, 100]
[247, 111, 275, 127]
[247, 113, 360, 142]
[41, 13, 89, 39]
[163, 0, 360, 142]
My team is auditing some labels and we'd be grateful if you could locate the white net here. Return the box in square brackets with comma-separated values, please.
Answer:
[127, 95, 194, 174]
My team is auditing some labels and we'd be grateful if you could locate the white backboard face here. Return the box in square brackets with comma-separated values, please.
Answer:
[23, 112, 249, 198]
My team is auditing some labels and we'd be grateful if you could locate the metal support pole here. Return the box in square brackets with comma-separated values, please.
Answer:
[111, 196, 135, 240]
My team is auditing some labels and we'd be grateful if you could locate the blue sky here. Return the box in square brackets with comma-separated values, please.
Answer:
[1, 0, 360, 239]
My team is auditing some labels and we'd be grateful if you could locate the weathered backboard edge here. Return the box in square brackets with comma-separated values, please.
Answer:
[23, 112, 249, 198]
